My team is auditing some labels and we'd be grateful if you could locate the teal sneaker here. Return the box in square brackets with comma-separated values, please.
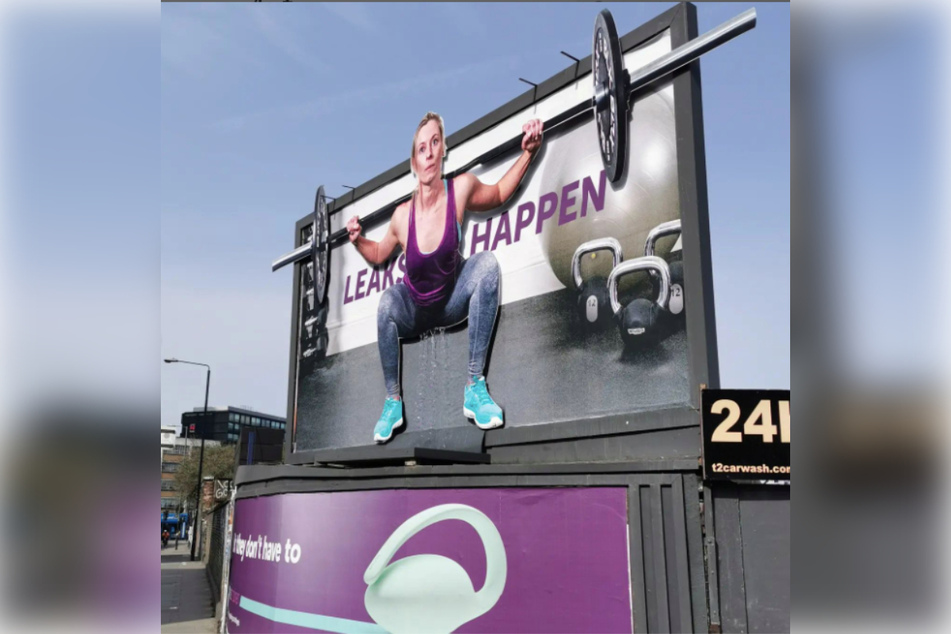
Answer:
[374, 398, 404, 444]
[463, 377, 504, 430]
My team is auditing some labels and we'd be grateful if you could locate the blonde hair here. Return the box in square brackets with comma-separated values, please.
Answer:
[410, 112, 446, 182]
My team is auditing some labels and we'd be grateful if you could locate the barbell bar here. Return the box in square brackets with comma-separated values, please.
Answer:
[272, 8, 756, 302]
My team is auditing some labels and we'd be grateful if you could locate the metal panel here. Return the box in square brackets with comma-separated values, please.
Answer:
[488, 426, 701, 465]
[713, 488, 748, 632]
[650, 485, 671, 632]
[669, 477, 694, 632]
[739, 487, 790, 633]
[683, 474, 709, 633]
[628, 486, 650, 633]
[626, 478, 701, 633]
[711, 484, 791, 633]
[670, 1, 721, 402]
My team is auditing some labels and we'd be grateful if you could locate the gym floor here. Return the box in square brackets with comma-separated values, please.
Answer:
[295, 287, 689, 451]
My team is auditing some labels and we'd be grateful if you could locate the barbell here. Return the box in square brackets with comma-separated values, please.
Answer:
[272, 185, 330, 303]
[272, 7, 756, 307]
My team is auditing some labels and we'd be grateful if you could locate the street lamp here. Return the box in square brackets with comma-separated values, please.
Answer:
[164, 357, 211, 562]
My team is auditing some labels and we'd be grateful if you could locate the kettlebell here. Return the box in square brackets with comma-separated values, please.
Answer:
[607, 256, 672, 348]
[571, 237, 623, 330]
[644, 219, 685, 317]
[363, 504, 507, 634]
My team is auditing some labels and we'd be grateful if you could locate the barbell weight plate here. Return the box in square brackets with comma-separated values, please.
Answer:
[311, 185, 329, 305]
[593, 9, 628, 184]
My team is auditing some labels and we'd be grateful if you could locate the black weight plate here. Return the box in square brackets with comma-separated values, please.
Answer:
[593, 10, 627, 184]
[311, 185, 329, 304]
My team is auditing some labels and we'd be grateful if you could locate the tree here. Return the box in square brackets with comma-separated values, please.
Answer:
[173, 444, 236, 512]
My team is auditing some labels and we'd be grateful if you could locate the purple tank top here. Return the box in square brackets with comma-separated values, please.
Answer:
[405, 179, 460, 307]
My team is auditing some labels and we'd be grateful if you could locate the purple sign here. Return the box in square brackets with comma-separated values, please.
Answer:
[226, 487, 632, 633]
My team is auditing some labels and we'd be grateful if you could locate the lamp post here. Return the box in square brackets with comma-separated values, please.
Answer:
[165, 357, 211, 562]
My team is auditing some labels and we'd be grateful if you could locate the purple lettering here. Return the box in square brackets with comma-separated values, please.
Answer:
[581, 170, 607, 217]
[514, 201, 535, 243]
[396, 254, 406, 284]
[491, 212, 512, 251]
[355, 269, 368, 300]
[535, 192, 558, 234]
[381, 259, 396, 291]
[343, 274, 355, 304]
[367, 268, 381, 295]
[470, 218, 493, 256]
[558, 180, 580, 226]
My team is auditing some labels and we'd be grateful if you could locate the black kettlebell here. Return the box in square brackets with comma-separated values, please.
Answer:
[607, 256, 672, 348]
[645, 219, 684, 318]
[571, 238, 623, 330]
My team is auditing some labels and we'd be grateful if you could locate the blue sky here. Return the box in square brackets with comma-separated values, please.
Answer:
[160, 2, 790, 429]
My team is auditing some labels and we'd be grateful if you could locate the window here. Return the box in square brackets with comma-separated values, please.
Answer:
[230, 413, 238, 422]
[161, 481, 176, 491]
[161, 463, 179, 473]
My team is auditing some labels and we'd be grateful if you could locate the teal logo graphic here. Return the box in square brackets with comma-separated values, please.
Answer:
[364, 504, 508, 634]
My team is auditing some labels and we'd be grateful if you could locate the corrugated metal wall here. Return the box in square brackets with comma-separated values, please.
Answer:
[710, 484, 791, 633]
[628, 474, 708, 633]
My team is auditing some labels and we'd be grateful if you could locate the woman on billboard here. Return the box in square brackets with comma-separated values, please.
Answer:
[347, 112, 543, 444]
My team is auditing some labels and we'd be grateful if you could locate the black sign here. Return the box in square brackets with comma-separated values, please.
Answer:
[701, 389, 790, 482]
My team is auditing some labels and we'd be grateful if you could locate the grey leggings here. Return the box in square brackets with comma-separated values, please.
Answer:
[377, 251, 501, 399]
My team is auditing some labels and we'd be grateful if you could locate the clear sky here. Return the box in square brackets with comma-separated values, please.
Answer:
[160, 2, 790, 431]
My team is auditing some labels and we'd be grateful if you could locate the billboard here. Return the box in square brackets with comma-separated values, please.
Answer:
[225, 488, 632, 633]
[285, 4, 718, 458]
[701, 389, 791, 482]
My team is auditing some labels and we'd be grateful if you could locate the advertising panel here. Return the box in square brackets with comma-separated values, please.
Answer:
[701, 389, 791, 482]
[225, 488, 632, 634]
[287, 6, 713, 456]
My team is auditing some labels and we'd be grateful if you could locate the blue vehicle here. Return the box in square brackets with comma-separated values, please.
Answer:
[161, 511, 189, 539]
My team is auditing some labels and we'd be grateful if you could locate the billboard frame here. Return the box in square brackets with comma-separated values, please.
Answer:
[233, 462, 708, 633]
[283, 2, 719, 464]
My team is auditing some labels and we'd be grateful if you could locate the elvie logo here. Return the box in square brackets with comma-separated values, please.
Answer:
[364, 504, 507, 634]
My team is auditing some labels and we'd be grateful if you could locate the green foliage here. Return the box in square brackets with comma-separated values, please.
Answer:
[173, 444, 236, 511]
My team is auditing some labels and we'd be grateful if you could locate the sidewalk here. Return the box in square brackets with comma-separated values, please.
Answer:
[161, 541, 217, 633]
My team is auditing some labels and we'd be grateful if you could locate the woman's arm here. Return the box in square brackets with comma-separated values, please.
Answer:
[348, 214, 401, 265]
[461, 119, 543, 212]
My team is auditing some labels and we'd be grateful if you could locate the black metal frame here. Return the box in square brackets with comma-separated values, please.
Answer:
[283, 2, 720, 466]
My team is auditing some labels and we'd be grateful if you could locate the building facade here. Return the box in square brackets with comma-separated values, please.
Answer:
[161, 426, 221, 512]
[179, 406, 286, 445]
